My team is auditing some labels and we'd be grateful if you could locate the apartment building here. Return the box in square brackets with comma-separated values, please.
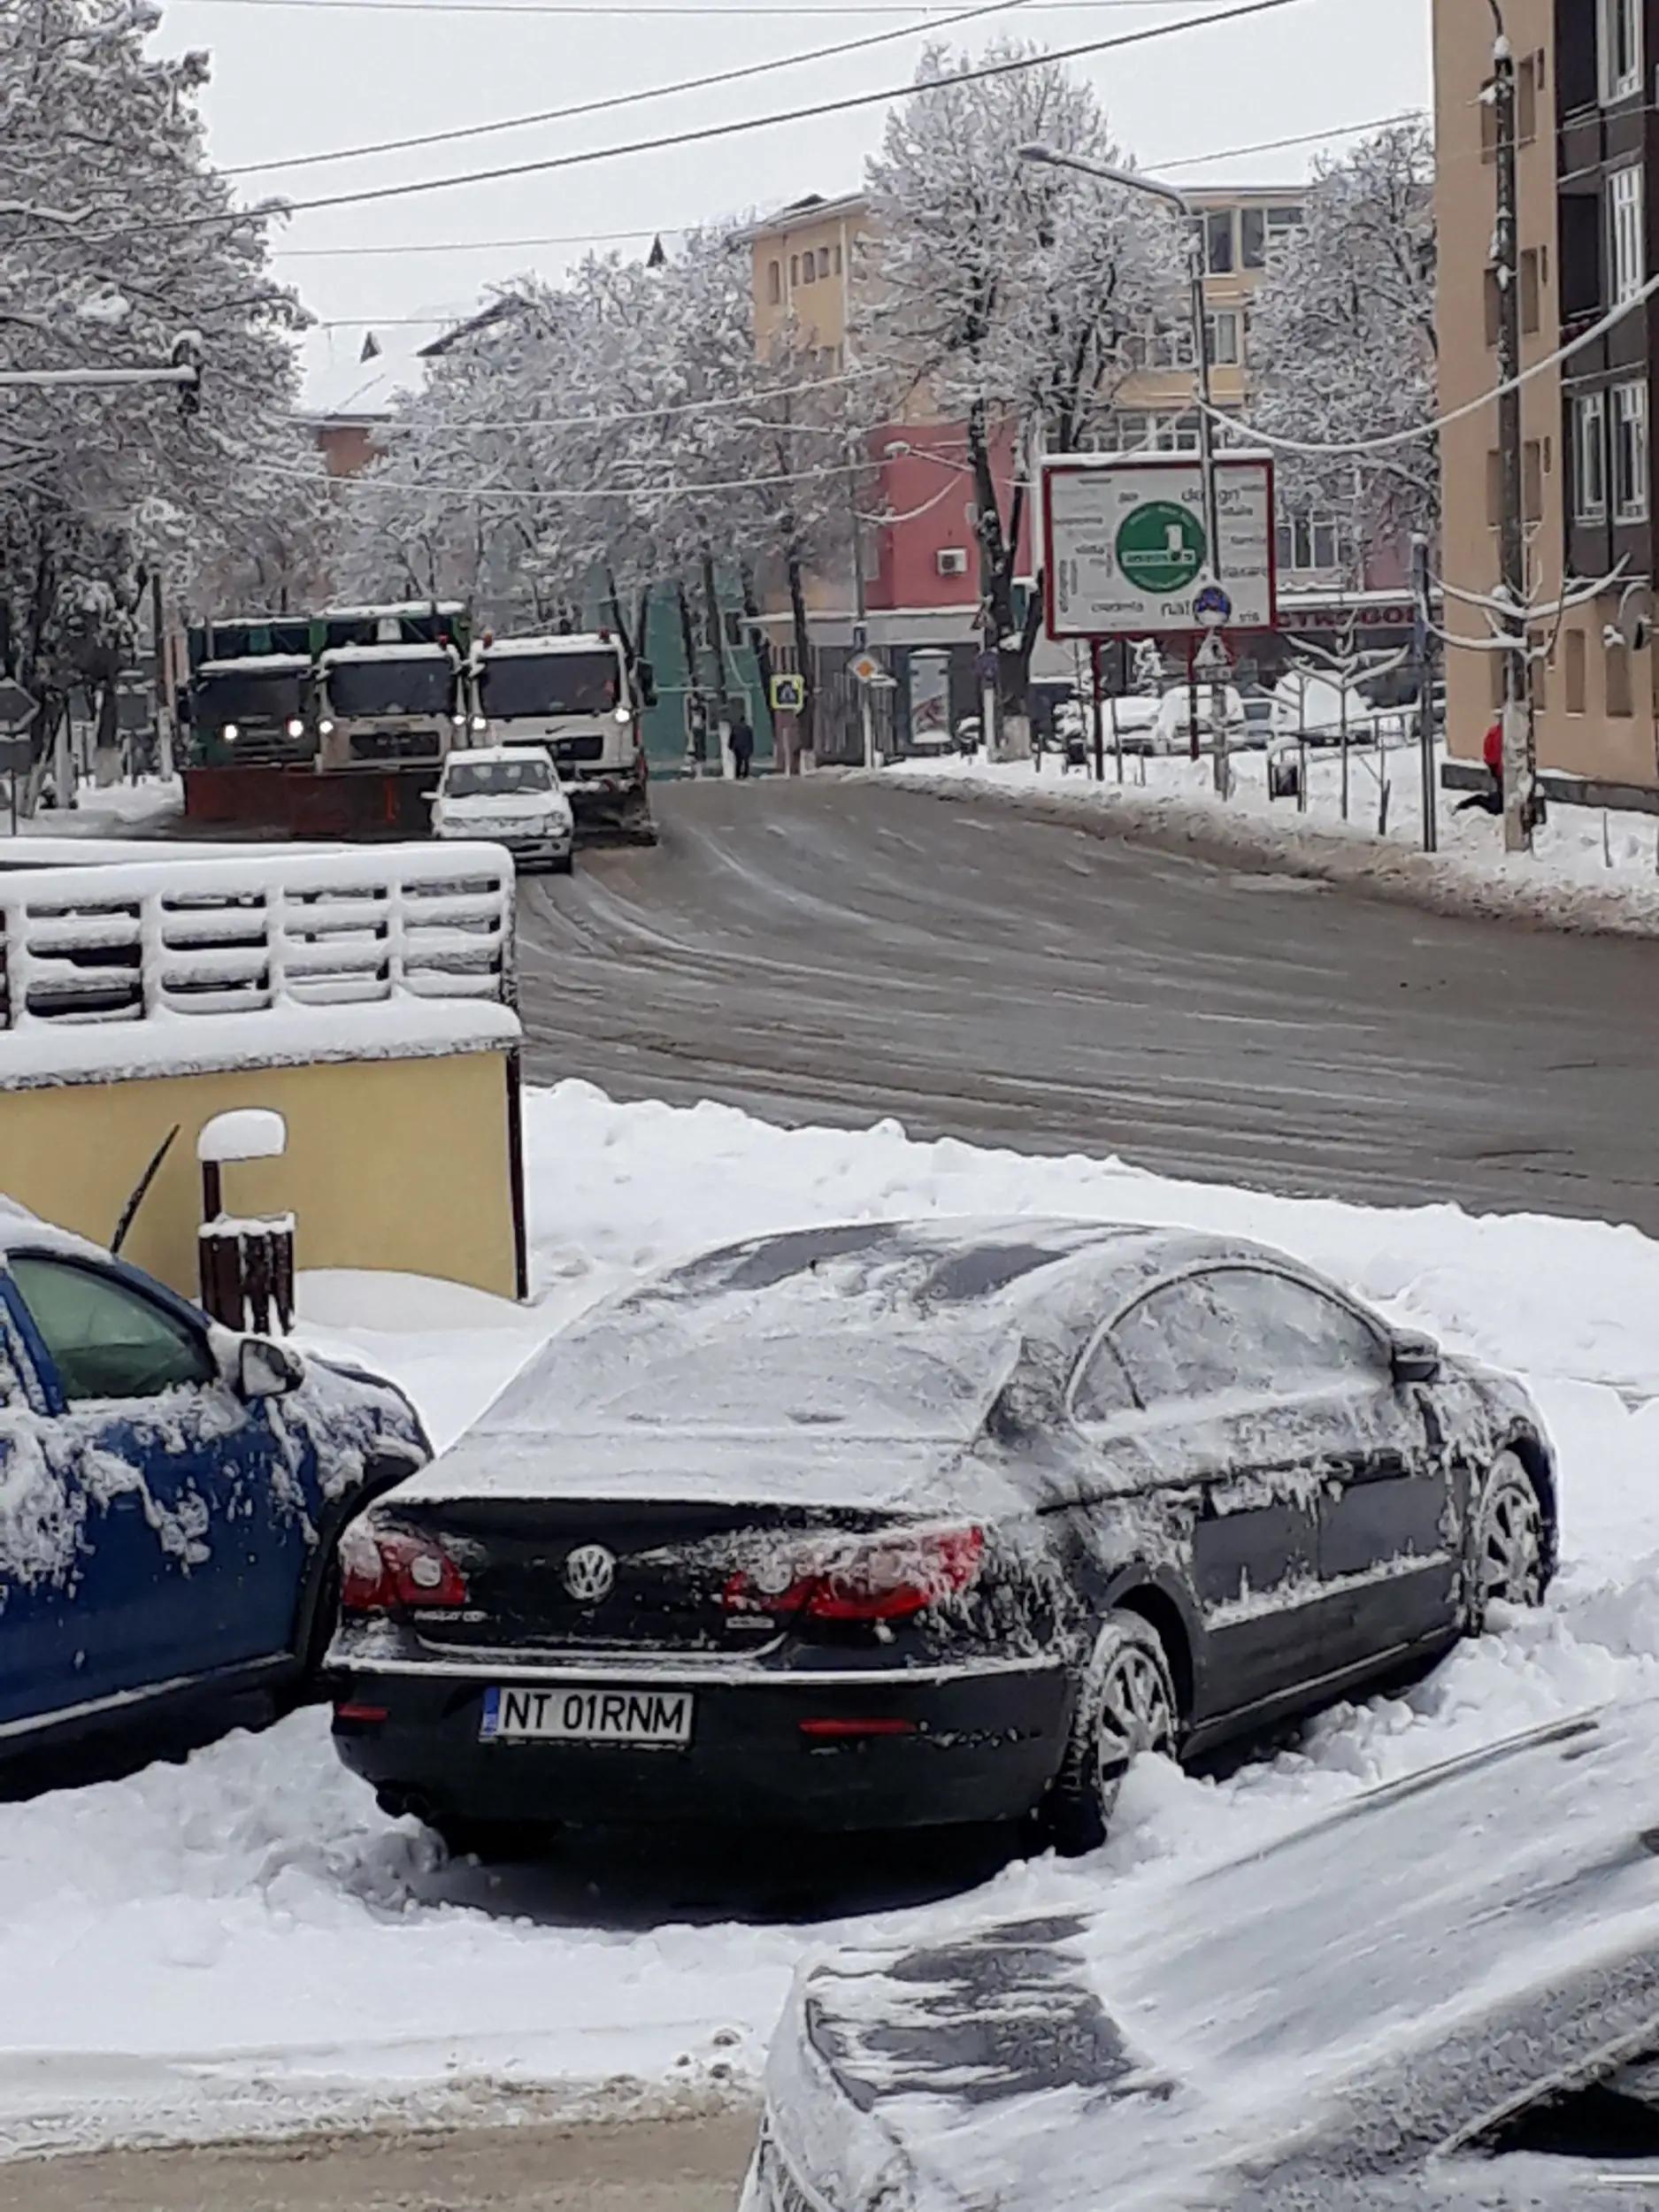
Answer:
[741, 181, 1376, 626]
[1436, 0, 1658, 787]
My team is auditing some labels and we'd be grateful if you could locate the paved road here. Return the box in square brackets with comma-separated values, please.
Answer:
[518, 775, 1659, 1231]
[6, 2108, 757, 2212]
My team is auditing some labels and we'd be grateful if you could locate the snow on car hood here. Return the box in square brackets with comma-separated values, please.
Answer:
[436, 791, 568, 824]
[774, 1703, 1659, 2212]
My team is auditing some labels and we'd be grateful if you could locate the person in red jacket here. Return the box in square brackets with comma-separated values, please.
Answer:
[1455, 718, 1505, 814]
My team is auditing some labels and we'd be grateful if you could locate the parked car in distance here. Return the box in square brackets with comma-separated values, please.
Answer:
[1237, 688, 1279, 748]
[1094, 695, 1163, 756]
[743, 1703, 1659, 2212]
[1151, 684, 1246, 754]
[326, 1217, 1554, 1859]
[0, 1202, 430, 1786]
[427, 745, 575, 873]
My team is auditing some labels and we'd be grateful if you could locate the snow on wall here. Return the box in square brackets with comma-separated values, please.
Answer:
[0, 841, 521, 1088]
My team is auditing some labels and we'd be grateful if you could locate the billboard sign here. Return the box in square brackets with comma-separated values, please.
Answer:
[1042, 452, 1276, 639]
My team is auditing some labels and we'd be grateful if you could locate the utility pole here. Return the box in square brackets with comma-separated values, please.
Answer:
[1489, 4, 1532, 854]
[846, 436, 876, 770]
[1411, 532, 1438, 854]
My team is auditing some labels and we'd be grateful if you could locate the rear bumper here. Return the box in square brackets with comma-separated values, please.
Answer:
[330, 1653, 1071, 1832]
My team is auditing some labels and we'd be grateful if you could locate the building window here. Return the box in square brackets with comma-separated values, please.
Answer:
[789, 254, 799, 285]
[1240, 207, 1267, 270]
[1524, 438, 1545, 523]
[1207, 310, 1243, 365]
[767, 259, 781, 305]
[1608, 639, 1635, 716]
[1276, 514, 1345, 572]
[1609, 165, 1644, 304]
[1521, 248, 1542, 334]
[1574, 390, 1609, 518]
[1601, 0, 1643, 103]
[833, 242, 843, 274]
[1517, 53, 1539, 144]
[818, 246, 831, 280]
[799, 250, 815, 286]
[1205, 210, 1235, 274]
[1565, 627, 1588, 713]
[1264, 205, 1302, 253]
[1106, 411, 1199, 453]
[1153, 324, 1195, 370]
[1613, 379, 1649, 518]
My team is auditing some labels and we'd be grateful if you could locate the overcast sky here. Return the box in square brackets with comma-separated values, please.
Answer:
[150, 0, 1432, 411]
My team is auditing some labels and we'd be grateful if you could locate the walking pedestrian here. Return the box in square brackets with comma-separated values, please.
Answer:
[729, 710, 756, 781]
[1455, 718, 1504, 815]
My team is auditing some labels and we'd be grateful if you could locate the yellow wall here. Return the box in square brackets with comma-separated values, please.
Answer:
[0, 1048, 519, 1301]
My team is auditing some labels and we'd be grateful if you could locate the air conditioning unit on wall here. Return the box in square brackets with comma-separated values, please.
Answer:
[936, 548, 970, 577]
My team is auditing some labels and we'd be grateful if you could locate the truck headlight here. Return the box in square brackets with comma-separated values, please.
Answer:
[221, 722, 239, 741]
[286, 717, 304, 739]
[451, 713, 466, 728]
[470, 714, 488, 733]
[319, 718, 335, 737]
[613, 706, 632, 725]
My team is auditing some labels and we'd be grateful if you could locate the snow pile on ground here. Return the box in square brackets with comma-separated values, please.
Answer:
[4, 1079, 1659, 2157]
[7, 777, 182, 840]
[887, 748, 1659, 937]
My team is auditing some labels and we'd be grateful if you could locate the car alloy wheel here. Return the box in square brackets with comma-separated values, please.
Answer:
[1044, 1609, 1179, 1855]
[1471, 1451, 1546, 1625]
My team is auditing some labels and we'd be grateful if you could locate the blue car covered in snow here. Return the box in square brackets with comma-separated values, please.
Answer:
[0, 1203, 430, 1782]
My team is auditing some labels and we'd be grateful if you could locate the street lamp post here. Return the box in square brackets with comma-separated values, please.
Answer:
[1018, 144, 1229, 787]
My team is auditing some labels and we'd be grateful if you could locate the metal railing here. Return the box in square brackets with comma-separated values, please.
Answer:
[0, 842, 515, 1033]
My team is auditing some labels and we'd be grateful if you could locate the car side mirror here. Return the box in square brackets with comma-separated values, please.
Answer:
[1391, 1330, 1441, 1385]
[421, 788, 440, 802]
[636, 659, 657, 708]
[240, 1337, 303, 1400]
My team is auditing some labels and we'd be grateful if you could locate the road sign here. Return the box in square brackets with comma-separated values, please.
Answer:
[0, 678, 38, 734]
[1194, 583, 1233, 630]
[1041, 453, 1275, 639]
[0, 736, 29, 774]
[1193, 632, 1232, 678]
[769, 672, 806, 714]
[849, 652, 884, 686]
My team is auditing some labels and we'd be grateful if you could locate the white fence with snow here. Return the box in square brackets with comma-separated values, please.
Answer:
[0, 842, 520, 1080]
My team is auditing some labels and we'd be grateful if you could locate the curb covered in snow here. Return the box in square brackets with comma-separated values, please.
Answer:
[874, 763, 1659, 941]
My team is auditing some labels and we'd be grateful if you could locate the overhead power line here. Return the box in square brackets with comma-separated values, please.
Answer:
[228, 0, 1042, 177]
[358, 361, 888, 431]
[28, 0, 1311, 247]
[179, 0, 1269, 16]
[271, 106, 1422, 264]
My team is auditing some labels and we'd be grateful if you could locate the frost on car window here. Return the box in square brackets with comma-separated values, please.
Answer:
[1112, 1271, 1385, 1405]
[497, 1331, 1010, 1441]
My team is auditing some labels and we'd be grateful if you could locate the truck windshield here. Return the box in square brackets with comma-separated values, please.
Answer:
[194, 669, 306, 726]
[444, 757, 553, 797]
[326, 658, 455, 719]
[480, 651, 620, 719]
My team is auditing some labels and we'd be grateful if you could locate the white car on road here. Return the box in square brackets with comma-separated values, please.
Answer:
[428, 747, 574, 873]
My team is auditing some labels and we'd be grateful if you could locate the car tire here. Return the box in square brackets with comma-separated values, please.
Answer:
[1042, 1609, 1180, 1855]
[1465, 1450, 1548, 1633]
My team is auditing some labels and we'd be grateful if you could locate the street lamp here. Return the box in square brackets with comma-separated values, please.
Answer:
[1017, 143, 1222, 595]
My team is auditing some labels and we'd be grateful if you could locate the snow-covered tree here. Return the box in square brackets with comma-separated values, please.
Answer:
[0, 0, 308, 771]
[859, 41, 1184, 751]
[1249, 121, 1438, 568]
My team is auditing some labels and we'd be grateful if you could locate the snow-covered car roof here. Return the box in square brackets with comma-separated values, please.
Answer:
[442, 745, 557, 768]
[392, 1217, 1333, 1511]
[318, 641, 458, 666]
[320, 600, 465, 623]
[771, 1701, 1659, 2212]
[480, 634, 621, 659]
[195, 654, 314, 675]
[0, 1197, 112, 1267]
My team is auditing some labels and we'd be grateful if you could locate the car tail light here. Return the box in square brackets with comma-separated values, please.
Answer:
[722, 1526, 984, 1625]
[340, 1525, 469, 1615]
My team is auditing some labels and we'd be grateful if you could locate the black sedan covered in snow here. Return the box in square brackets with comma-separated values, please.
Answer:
[326, 1217, 1555, 1855]
[743, 1703, 1659, 2212]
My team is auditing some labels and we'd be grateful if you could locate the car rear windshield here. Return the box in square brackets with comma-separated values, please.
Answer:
[484, 1332, 1006, 1440]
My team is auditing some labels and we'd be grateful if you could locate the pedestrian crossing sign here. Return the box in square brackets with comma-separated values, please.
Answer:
[770, 672, 806, 713]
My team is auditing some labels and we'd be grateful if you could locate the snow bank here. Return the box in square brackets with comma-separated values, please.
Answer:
[4, 1080, 1659, 2157]
[886, 752, 1659, 939]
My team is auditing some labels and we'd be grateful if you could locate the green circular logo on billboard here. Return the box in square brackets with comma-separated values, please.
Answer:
[1116, 502, 1207, 595]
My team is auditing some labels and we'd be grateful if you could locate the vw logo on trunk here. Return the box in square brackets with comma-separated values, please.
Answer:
[564, 1543, 617, 1605]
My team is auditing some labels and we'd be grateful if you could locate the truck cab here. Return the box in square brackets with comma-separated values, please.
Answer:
[474, 633, 654, 843]
[315, 641, 472, 773]
[188, 654, 316, 767]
